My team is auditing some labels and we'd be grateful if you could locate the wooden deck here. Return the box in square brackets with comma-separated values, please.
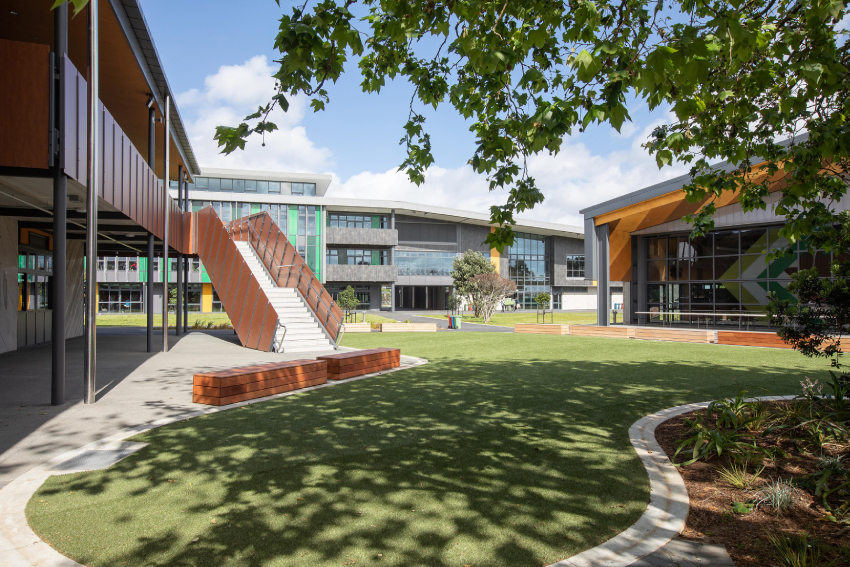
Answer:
[193, 360, 328, 406]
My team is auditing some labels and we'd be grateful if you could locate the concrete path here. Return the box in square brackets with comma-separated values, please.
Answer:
[627, 538, 734, 566]
[0, 328, 343, 488]
[369, 310, 514, 332]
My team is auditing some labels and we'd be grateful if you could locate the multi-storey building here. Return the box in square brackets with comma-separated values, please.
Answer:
[96, 168, 593, 313]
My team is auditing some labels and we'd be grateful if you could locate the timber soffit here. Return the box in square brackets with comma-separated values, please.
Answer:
[111, 0, 200, 177]
[579, 133, 810, 221]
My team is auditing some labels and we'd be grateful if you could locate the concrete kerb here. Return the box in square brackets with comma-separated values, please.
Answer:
[553, 395, 796, 567]
[0, 377, 794, 567]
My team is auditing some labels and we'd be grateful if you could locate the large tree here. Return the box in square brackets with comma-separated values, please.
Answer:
[451, 250, 495, 316]
[207, 0, 848, 253]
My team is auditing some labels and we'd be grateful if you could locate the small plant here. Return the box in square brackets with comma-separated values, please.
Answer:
[672, 425, 768, 467]
[731, 501, 754, 514]
[818, 454, 845, 471]
[768, 533, 823, 567]
[755, 478, 799, 512]
[404, 319, 412, 323]
[709, 390, 761, 430]
[717, 462, 765, 490]
[533, 292, 551, 310]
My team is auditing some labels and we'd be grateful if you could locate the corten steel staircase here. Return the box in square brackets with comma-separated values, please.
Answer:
[194, 207, 345, 353]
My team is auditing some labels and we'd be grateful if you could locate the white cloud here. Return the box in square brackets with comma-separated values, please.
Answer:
[176, 56, 332, 173]
[179, 55, 688, 229]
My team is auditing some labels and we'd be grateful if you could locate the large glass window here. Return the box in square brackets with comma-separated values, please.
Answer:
[327, 285, 371, 309]
[643, 226, 826, 327]
[395, 251, 486, 277]
[566, 255, 585, 278]
[328, 214, 387, 228]
[292, 183, 317, 196]
[97, 283, 143, 313]
[327, 249, 388, 265]
[18, 247, 53, 311]
[505, 232, 550, 308]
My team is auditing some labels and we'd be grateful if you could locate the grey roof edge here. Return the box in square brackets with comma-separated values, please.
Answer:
[579, 133, 809, 219]
[109, 0, 201, 177]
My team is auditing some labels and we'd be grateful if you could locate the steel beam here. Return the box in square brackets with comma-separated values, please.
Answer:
[51, 2, 68, 407]
[83, 0, 100, 404]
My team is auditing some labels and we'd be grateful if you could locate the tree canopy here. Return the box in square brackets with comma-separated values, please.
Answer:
[207, 0, 848, 253]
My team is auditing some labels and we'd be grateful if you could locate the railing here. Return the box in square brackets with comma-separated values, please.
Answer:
[228, 213, 345, 348]
[274, 321, 287, 353]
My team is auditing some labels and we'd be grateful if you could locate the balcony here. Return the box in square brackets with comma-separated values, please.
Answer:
[326, 264, 398, 283]
[326, 227, 398, 246]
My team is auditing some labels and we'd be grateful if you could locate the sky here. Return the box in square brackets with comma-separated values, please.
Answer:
[137, 0, 711, 227]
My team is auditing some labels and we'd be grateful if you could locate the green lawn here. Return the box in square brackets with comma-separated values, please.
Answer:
[420, 311, 598, 326]
[97, 313, 234, 328]
[27, 334, 824, 567]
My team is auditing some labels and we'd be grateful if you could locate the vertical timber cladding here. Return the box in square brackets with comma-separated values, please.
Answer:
[0, 39, 49, 169]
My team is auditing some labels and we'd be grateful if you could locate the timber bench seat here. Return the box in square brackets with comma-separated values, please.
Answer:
[317, 348, 401, 380]
[380, 323, 437, 332]
[717, 331, 792, 349]
[635, 328, 714, 344]
[514, 324, 570, 335]
[568, 325, 636, 339]
[193, 360, 328, 406]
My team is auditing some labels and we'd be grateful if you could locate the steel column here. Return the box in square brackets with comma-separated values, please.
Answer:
[183, 175, 189, 331]
[596, 224, 610, 327]
[175, 165, 183, 336]
[161, 95, 170, 352]
[83, 0, 100, 404]
[147, 233, 154, 350]
[51, 3, 68, 406]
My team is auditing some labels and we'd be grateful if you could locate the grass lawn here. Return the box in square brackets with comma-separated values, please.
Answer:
[27, 334, 825, 567]
[419, 311, 598, 326]
[98, 313, 233, 328]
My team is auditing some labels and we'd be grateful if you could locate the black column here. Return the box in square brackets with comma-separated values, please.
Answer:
[51, 3, 68, 406]
[175, 165, 183, 336]
[147, 234, 154, 351]
[146, 104, 156, 351]
[183, 175, 189, 331]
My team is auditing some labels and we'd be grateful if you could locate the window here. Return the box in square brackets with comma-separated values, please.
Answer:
[18, 248, 53, 311]
[327, 249, 388, 265]
[245, 180, 257, 192]
[234, 180, 245, 193]
[292, 183, 317, 196]
[505, 232, 550, 308]
[97, 283, 143, 313]
[195, 177, 208, 190]
[187, 284, 202, 312]
[220, 179, 232, 192]
[395, 251, 482, 277]
[212, 288, 224, 312]
[207, 178, 221, 192]
[566, 255, 585, 278]
[327, 285, 371, 309]
[269, 181, 281, 194]
[328, 214, 387, 228]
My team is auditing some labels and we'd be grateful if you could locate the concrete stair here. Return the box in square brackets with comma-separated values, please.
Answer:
[234, 241, 335, 353]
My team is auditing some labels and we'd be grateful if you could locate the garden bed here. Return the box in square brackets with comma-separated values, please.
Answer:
[656, 400, 850, 566]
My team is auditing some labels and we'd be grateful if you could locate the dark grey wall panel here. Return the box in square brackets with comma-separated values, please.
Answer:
[459, 224, 491, 253]
[397, 215, 457, 244]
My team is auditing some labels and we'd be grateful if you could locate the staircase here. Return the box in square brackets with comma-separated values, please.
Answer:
[193, 206, 345, 353]
[234, 241, 334, 353]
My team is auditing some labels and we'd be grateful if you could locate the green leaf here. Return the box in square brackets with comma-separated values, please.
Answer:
[732, 501, 754, 514]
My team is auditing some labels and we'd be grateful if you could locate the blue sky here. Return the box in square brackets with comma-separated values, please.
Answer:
[141, 0, 691, 226]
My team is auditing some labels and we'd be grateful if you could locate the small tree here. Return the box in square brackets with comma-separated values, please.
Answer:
[768, 263, 850, 369]
[533, 292, 551, 311]
[469, 273, 517, 324]
[451, 250, 494, 317]
[336, 286, 360, 322]
[446, 292, 459, 315]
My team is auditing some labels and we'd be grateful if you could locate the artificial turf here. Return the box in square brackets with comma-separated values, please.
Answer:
[27, 333, 826, 567]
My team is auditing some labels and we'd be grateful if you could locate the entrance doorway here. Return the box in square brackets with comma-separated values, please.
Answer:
[395, 286, 451, 310]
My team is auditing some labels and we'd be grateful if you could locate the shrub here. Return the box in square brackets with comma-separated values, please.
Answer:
[755, 478, 799, 512]
[717, 462, 765, 490]
[768, 534, 823, 567]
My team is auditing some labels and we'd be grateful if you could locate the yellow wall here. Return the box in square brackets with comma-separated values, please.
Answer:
[489, 227, 500, 274]
[201, 283, 213, 312]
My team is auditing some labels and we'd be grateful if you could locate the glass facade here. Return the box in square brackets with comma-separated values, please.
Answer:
[506, 232, 550, 309]
[327, 249, 388, 265]
[327, 284, 372, 309]
[182, 177, 315, 196]
[644, 225, 840, 326]
[396, 251, 488, 277]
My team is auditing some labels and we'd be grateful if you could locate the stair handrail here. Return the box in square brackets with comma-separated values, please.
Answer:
[228, 214, 345, 347]
[274, 320, 287, 353]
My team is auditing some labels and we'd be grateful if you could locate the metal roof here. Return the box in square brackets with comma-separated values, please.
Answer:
[111, 0, 201, 177]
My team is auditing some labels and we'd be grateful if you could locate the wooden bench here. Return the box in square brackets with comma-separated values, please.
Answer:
[635, 328, 715, 344]
[193, 360, 328, 406]
[514, 324, 570, 335]
[343, 323, 372, 333]
[380, 323, 437, 333]
[317, 348, 401, 380]
[568, 325, 636, 339]
[717, 331, 792, 349]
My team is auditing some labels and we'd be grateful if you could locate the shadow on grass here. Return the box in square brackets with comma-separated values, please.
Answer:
[28, 350, 812, 567]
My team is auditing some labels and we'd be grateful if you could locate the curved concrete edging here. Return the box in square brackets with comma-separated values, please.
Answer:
[0, 387, 794, 567]
[0, 354, 428, 567]
[553, 395, 795, 567]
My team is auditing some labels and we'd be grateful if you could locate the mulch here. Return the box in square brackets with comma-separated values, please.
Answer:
[655, 403, 850, 566]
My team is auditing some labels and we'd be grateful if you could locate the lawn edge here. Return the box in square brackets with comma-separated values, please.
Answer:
[553, 395, 796, 567]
